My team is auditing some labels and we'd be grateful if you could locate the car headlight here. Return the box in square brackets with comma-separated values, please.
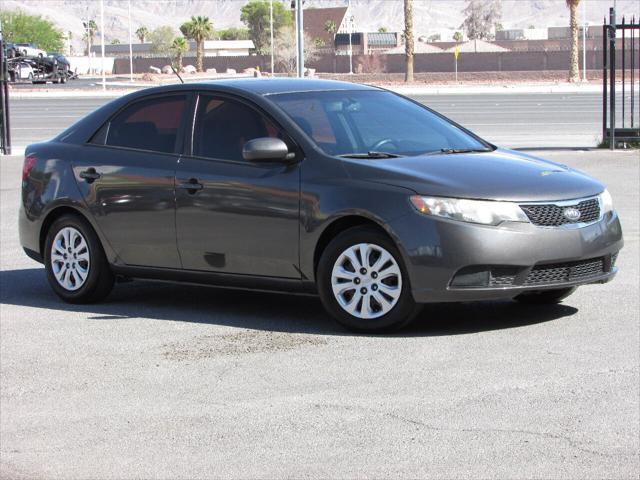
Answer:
[410, 195, 530, 226]
[599, 189, 614, 214]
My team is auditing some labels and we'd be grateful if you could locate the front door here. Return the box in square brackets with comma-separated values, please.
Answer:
[175, 94, 300, 278]
[73, 94, 189, 268]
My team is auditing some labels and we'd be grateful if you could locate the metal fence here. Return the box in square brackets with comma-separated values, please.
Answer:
[603, 9, 639, 148]
[0, 39, 11, 155]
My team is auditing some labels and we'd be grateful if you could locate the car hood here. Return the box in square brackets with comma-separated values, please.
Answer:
[342, 148, 604, 202]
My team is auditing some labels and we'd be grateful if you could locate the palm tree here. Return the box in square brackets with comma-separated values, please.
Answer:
[135, 26, 149, 43]
[404, 0, 414, 82]
[83, 19, 97, 56]
[181, 16, 214, 73]
[171, 37, 189, 72]
[566, 0, 581, 82]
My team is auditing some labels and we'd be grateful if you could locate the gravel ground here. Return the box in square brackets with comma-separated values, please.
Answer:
[1, 149, 638, 479]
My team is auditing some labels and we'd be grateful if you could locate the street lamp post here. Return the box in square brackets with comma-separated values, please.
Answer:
[582, 0, 587, 82]
[270, 0, 274, 75]
[348, 0, 353, 74]
[128, 0, 133, 82]
[100, 0, 105, 90]
[295, 0, 304, 78]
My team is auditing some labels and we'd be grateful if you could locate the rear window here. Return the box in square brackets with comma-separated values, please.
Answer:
[99, 95, 187, 154]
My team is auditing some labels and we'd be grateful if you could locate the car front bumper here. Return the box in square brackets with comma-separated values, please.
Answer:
[389, 210, 624, 303]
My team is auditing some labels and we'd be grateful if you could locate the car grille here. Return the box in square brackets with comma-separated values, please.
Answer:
[524, 257, 605, 285]
[520, 198, 600, 227]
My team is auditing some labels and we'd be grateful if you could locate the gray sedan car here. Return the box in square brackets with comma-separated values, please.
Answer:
[19, 79, 623, 332]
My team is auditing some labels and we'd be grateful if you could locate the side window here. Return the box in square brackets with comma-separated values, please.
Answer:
[270, 98, 338, 153]
[193, 95, 283, 161]
[103, 95, 187, 153]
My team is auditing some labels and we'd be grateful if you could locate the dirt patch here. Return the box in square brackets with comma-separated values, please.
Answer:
[162, 330, 327, 360]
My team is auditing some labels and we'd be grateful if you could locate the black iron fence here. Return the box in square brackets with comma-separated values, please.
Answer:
[603, 9, 639, 148]
[0, 38, 11, 155]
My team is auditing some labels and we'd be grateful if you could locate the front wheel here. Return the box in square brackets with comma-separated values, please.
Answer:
[44, 214, 114, 303]
[514, 287, 577, 305]
[317, 227, 421, 333]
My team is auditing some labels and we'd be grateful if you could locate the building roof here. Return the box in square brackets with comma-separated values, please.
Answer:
[367, 32, 397, 47]
[446, 39, 510, 53]
[303, 7, 349, 47]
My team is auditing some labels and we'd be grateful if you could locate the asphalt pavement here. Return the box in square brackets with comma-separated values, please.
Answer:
[7, 91, 630, 149]
[1, 149, 638, 479]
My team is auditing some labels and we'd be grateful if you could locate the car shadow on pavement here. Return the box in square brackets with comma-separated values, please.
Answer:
[0, 268, 578, 337]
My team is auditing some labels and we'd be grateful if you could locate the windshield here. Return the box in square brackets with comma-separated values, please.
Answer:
[269, 90, 490, 157]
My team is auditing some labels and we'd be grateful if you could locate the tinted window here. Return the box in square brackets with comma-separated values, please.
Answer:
[105, 95, 186, 153]
[270, 90, 489, 157]
[193, 95, 283, 161]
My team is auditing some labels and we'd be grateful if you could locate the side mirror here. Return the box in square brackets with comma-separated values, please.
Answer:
[242, 137, 294, 162]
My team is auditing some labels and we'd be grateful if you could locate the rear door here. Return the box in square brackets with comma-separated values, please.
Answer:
[73, 93, 190, 268]
[175, 93, 301, 278]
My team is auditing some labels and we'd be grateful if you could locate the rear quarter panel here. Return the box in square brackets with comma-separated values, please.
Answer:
[19, 142, 118, 263]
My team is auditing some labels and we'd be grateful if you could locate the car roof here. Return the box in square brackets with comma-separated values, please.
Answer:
[206, 78, 381, 95]
[127, 78, 382, 98]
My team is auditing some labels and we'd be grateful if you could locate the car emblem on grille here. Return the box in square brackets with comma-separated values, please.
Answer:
[563, 207, 582, 221]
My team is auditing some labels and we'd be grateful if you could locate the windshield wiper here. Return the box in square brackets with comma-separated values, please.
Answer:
[338, 151, 403, 159]
[439, 148, 492, 154]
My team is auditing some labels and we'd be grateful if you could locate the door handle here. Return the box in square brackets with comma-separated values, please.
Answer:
[79, 168, 101, 183]
[177, 178, 204, 193]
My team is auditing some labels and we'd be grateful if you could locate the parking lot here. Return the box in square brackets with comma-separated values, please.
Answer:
[1, 149, 639, 478]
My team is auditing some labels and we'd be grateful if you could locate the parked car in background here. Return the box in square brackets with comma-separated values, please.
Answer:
[15, 42, 46, 57]
[12, 61, 34, 81]
[47, 52, 70, 69]
[18, 79, 624, 332]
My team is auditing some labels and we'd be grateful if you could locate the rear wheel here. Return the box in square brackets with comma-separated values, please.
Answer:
[317, 227, 421, 333]
[514, 287, 577, 304]
[44, 214, 114, 303]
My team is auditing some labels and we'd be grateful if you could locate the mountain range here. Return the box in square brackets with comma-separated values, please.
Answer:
[1, 0, 638, 53]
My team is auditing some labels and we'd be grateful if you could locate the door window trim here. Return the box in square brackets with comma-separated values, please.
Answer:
[85, 91, 194, 157]
[184, 91, 303, 166]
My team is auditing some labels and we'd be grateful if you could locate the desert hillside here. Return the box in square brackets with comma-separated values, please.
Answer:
[1, 0, 638, 52]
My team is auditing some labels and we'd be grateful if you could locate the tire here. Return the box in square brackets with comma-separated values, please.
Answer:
[317, 226, 421, 333]
[27, 73, 33, 81]
[44, 214, 114, 303]
[514, 287, 577, 305]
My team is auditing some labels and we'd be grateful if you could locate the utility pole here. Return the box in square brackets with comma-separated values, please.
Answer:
[84, 4, 92, 76]
[582, 0, 587, 82]
[270, 0, 274, 75]
[100, 0, 106, 90]
[348, 0, 353, 75]
[295, 0, 304, 78]
[128, 0, 133, 82]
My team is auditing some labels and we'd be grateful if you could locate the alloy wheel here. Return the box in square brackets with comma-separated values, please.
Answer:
[330, 243, 402, 319]
[50, 227, 91, 291]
